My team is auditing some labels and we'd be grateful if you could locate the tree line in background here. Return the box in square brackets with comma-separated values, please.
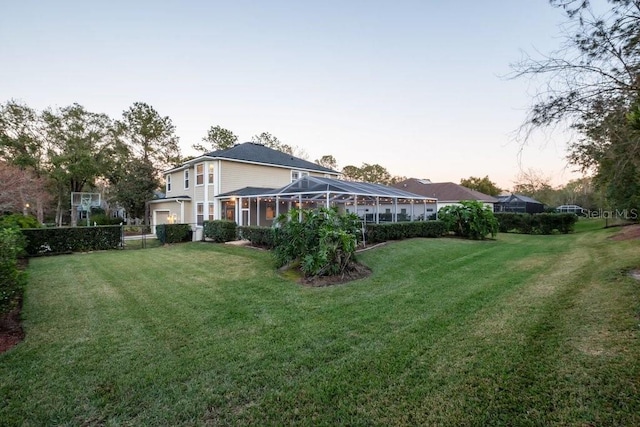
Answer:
[0, 100, 407, 226]
[0, 101, 179, 226]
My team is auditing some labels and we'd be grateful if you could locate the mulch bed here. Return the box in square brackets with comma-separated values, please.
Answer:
[299, 262, 372, 287]
[0, 301, 24, 353]
[609, 224, 640, 241]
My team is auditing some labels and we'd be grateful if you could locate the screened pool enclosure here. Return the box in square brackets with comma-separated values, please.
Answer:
[217, 176, 438, 227]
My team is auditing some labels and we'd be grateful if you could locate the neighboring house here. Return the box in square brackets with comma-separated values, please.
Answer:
[494, 194, 545, 214]
[391, 178, 499, 214]
[149, 142, 435, 233]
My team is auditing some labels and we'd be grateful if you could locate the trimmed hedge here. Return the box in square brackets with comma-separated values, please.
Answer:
[365, 220, 446, 245]
[203, 220, 237, 243]
[21, 225, 123, 256]
[238, 226, 275, 248]
[0, 227, 27, 315]
[495, 212, 578, 234]
[156, 224, 192, 244]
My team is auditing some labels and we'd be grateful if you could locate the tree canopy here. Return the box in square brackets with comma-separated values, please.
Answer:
[512, 0, 640, 210]
[460, 176, 502, 196]
[192, 125, 238, 153]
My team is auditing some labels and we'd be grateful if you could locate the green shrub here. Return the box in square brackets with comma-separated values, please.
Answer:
[21, 226, 123, 256]
[273, 207, 361, 278]
[494, 212, 578, 234]
[0, 214, 40, 229]
[238, 226, 275, 248]
[88, 213, 123, 226]
[365, 221, 445, 244]
[438, 201, 498, 240]
[0, 227, 27, 314]
[156, 224, 192, 244]
[203, 220, 237, 243]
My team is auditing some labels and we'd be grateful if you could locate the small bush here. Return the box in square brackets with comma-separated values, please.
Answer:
[273, 207, 361, 278]
[0, 214, 40, 229]
[0, 227, 27, 314]
[203, 220, 237, 243]
[238, 226, 275, 248]
[156, 224, 192, 244]
[438, 201, 498, 240]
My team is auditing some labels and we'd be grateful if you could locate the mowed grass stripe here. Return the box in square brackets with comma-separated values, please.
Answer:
[1, 222, 638, 425]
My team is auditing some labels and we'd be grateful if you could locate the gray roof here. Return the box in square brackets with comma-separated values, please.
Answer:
[497, 194, 543, 204]
[218, 187, 277, 197]
[203, 142, 338, 174]
[219, 176, 437, 201]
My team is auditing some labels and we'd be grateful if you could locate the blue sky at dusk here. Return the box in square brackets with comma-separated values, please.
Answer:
[1, 1, 584, 189]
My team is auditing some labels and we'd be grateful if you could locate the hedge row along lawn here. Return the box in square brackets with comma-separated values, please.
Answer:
[1, 220, 639, 425]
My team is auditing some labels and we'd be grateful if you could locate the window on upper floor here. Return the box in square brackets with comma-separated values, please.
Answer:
[291, 170, 309, 183]
[208, 164, 214, 184]
[184, 169, 190, 189]
[196, 163, 204, 186]
[166, 174, 172, 192]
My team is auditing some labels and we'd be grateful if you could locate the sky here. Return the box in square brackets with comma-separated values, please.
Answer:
[1, 1, 588, 190]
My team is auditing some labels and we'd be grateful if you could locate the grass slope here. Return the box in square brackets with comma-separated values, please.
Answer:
[1, 222, 639, 425]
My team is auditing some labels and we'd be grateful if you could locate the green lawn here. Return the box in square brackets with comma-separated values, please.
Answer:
[1, 220, 639, 425]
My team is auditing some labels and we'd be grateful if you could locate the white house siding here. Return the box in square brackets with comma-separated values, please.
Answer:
[165, 168, 189, 196]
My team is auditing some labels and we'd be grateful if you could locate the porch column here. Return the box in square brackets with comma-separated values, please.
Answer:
[257, 197, 261, 227]
[276, 196, 280, 218]
[376, 196, 380, 224]
[393, 198, 398, 222]
[237, 197, 242, 225]
[326, 192, 330, 209]
[298, 194, 303, 221]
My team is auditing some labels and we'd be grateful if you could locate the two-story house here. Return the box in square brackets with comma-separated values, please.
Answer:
[149, 142, 437, 234]
[149, 142, 339, 231]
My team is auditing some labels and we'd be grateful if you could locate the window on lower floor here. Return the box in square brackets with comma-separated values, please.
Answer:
[196, 202, 204, 225]
[208, 202, 214, 221]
